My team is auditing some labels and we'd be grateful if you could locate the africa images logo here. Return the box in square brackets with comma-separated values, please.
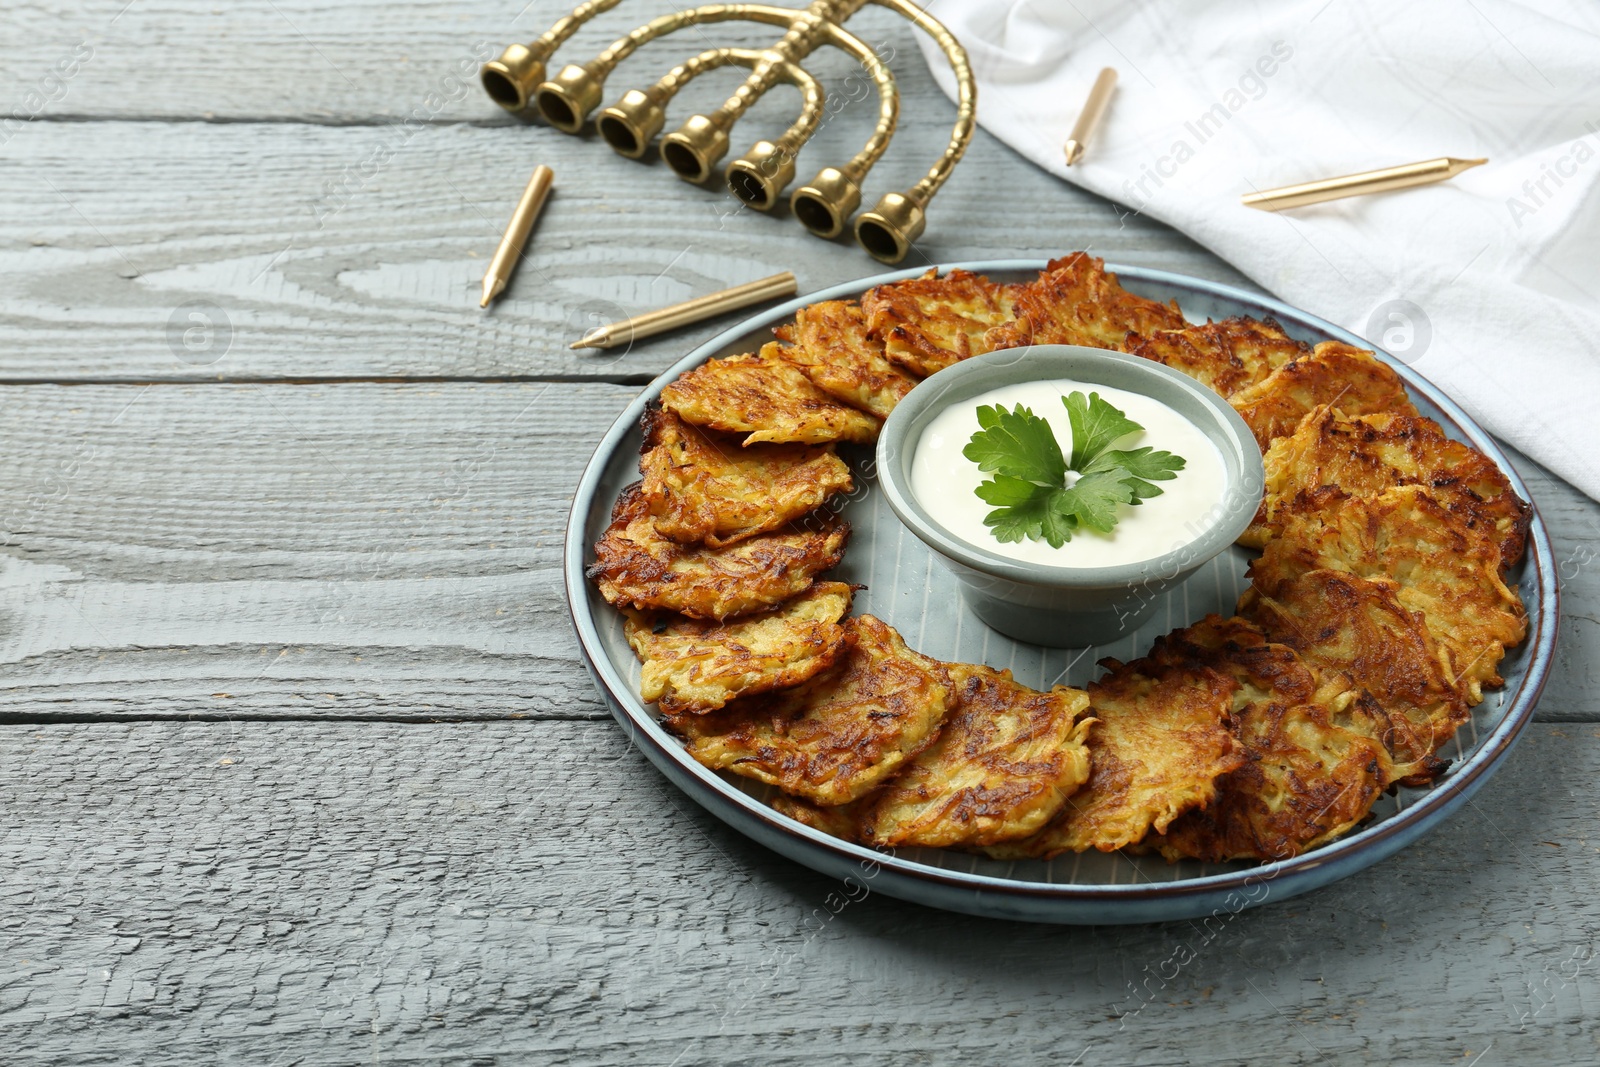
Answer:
[1504, 120, 1600, 228]
[1120, 41, 1295, 217]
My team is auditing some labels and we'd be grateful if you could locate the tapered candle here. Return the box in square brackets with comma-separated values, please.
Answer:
[570, 272, 798, 350]
[1242, 157, 1486, 211]
[481, 164, 555, 307]
[1063, 68, 1117, 167]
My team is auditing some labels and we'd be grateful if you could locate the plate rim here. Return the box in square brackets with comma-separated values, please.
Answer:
[562, 258, 1559, 920]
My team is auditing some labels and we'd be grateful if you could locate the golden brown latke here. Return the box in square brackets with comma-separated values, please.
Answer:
[858, 664, 1094, 849]
[1139, 616, 1393, 863]
[659, 343, 882, 446]
[638, 404, 853, 548]
[623, 581, 855, 715]
[985, 253, 1186, 352]
[985, 657, 1243, 859]
[1246, 407, 1531, 567]
[859, 268, 1021, 377]
[665, 615, 953, 805]
[773, 299, 919, 418]
[1155, 698, 1393, 863]
[1240, 568, 1465, 785]
[770, 793, 868, 841]
[588, 483, 849, 621]
[1228, 341, 1418, 449]
[1127, 316, 1309, 400]
[1256, 485, 1527, 704]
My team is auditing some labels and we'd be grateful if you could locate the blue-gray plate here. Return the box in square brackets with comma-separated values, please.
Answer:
[563, 260, 1558, 925]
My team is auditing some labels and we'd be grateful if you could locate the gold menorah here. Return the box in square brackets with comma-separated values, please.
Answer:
[481, 0, 976, 264]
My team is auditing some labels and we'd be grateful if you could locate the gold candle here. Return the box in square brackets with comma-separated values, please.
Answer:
[570, 271, 799, 350]
[481, 164, 555, 308]
[1063, 68, 1117, 166]
[1242, 156, 1487, 211]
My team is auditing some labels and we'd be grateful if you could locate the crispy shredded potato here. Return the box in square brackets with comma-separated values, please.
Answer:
[859, 664, 1094, 849]
[666, 615, 953, 805]
[770, 792, 869, 842]
[588, 483, 848, 621]
[985, 656, 1243, 858]
[1255, 485, 1527, 704]
[660, 343, 882, 446]
[1240, 568, 1466, 785]
[985, 253, 1186, 353]
[859, 268, 1021, 377]
[774, 299, 919, 418]
[1247, 407, 1530, 568]
[638, 404, 853, 548]
[1128, 316, 1309, 400]
[1140, 616, 1393, 863]
[1228, 341, 1418, 448]
[624, 581, 855, 715]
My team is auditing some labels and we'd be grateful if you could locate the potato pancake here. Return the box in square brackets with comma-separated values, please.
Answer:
[589, 483, 849, 620]
[985, 657, 1243, 858]
[859, 268, 1021, 377]
[773, 299, 919, 418]
[1246, 407, 1530, 566]
[1228, 341, 1418, 448]
[660, 343, 882, 446]
[623, 581, 855, 715]
[1141, 616, 1392, 863]
[770, 793, 868, 842]
[638, 404, 853, 548]
[1155, 697, 1392, 863]
[665, 615, 953, 805]
[1128, 316, 1309, 400]
[985, 253, 1186, 352]
[1240, 568, 1465, 784]
[859, 664, 1094, 849]
[1254, 486, 1527, 703]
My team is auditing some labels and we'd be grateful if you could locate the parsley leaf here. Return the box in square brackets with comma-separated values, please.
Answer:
[963, 390, 1189, 550]
[962, 404, 1066, 486]
[1063, 391, 1143, 470]
[974, 473, 1043, 509]
[1054, 468, 1137, 532]
[1080, 446, 1187, 504]
[978, 479, 1079, 549]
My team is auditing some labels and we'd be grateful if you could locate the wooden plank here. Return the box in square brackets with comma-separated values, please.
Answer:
[0, 381, 636, 721]
[1, 112, 1245, 383]
[0, 382, 1595, 723]
[2, 718, 1596, 1064]
[7, 0, 930, 123]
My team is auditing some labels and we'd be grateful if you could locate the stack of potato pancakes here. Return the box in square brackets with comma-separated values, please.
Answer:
[587, 254, 1530, 864]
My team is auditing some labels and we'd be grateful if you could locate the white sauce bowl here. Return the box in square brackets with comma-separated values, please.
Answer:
[877, 345, 1265, 647]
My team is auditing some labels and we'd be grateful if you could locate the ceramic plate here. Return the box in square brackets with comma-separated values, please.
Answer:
[563, 260, 1558, 924]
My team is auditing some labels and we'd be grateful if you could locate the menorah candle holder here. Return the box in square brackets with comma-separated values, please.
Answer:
[481, 0, 976, 264]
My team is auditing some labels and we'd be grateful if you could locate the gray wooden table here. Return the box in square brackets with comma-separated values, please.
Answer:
[4, 3, 1598, 1063]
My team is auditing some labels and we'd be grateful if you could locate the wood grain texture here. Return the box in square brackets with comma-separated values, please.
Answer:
[0, 120, 1237, 384]
[5, 0, 917, 122]
[0, 381, 637, 721]
[0, 382, 1594, 724]
[3, 719, 1598, 1066]
[0, 15, 1246, 383]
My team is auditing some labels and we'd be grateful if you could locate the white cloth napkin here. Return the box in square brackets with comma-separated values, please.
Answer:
[913, 0, 1600, 502]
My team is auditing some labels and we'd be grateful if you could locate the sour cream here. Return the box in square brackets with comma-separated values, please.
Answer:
[909, 379, 1228, 569]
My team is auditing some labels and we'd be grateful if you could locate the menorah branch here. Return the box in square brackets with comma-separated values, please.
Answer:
[481, 0, 976, 263]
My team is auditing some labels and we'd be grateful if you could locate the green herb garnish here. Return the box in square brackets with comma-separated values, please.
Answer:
[961, 391, 1186, 548]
